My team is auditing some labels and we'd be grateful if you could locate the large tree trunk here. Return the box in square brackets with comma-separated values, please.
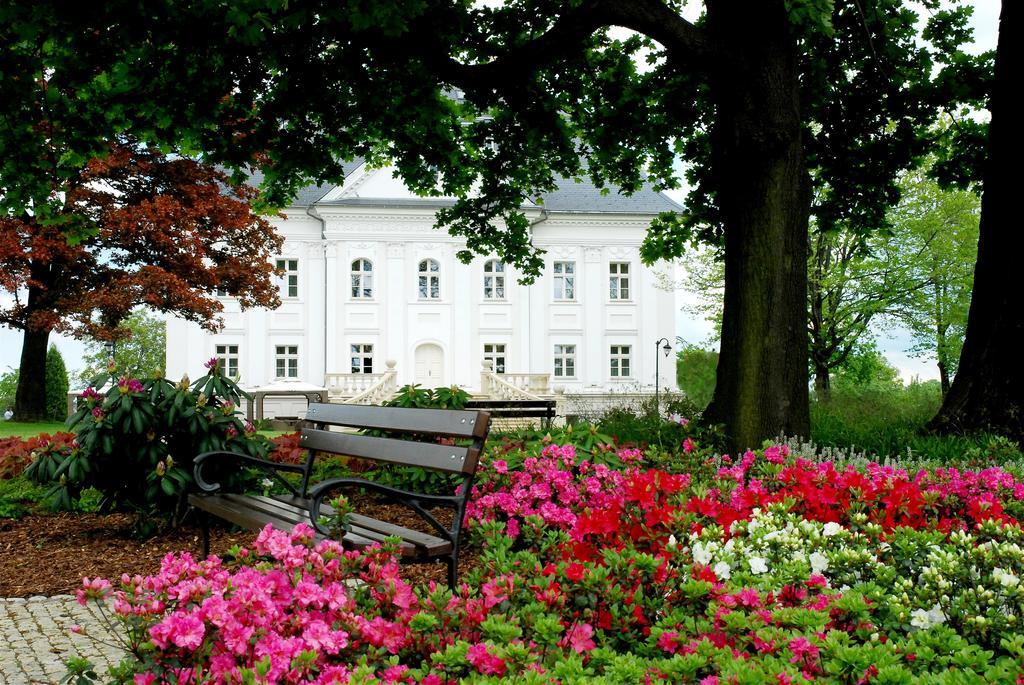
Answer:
[13, 327, 50, 421]
[702, 2, 811, 453]
[814, 362, 832, 402]
[935, 321, 950, 397]
[928, 0, 1022, 445]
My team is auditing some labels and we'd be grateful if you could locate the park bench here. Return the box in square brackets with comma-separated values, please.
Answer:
[464, 399, 556, 429]
[189, 402, 491, 588]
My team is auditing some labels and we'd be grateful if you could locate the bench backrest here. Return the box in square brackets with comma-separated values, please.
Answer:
[299, 403, 491, 478]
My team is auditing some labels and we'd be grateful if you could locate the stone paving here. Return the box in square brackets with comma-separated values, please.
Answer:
[0, 596, 127, 685]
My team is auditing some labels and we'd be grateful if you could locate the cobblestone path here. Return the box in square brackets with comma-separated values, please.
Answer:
[0, 596, 126, 685]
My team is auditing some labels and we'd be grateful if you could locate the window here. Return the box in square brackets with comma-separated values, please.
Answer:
[215, 286, 230, 297]
[351, 259, 374, 299]
[609, 262, 630, 300]
[483, 260, 505, 300]
[610, 345, 632, 378]
[275, 258, 299, 298]
[418, 259, 440, 299]
[553, 261, 575, 300]
[553, 344, 576, 378]
[215, 344, 239, 378]
[350, 344, 373, 374]
[483, 343, 506, 374]
[274, 345, 299, 379]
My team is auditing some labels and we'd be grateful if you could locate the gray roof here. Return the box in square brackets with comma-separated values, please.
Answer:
[270, 161, 683, 214]
[245, 159, 364, 207]
[537, 175, 682, 214]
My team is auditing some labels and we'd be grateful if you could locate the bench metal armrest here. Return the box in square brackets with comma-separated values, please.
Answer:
[308, 478, 461, 539]
[193, 450, 307, 493]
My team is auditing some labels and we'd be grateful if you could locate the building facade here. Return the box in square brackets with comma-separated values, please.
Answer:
[165, 162, 680, 411]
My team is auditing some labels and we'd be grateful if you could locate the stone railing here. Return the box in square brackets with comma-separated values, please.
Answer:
[325, 371, 387, 397]
[479, 361, 549, 401]
[340, 360, 399, 405]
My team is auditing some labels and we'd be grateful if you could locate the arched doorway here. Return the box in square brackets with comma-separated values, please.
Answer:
[414, 343, 444, 387]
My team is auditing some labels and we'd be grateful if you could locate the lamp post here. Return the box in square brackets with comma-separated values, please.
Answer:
[654, 337, 672, 415]
[104, 341, 116, 368]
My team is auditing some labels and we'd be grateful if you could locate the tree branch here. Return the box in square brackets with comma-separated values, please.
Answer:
[437, 0, 720, 90]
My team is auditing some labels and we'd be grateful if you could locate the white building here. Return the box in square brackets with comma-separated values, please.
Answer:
[166, 162, 680, 415]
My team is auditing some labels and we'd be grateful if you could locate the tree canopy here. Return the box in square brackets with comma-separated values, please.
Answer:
[0, 0, 986, 447]
[0, 140, 282, 419]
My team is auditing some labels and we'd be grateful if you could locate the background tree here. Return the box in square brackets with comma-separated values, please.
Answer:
[43, 343, 68, 421]
[882, 168, 979, 396]
[0, 368, 17, 414]
[75, 309, 167, 388]
[0, 141, 282, 420]
[675, 342, 718, 411]
[807, 226, 923, 401]
[928, 1, 1022, 443]
[0, 1, 975, 450]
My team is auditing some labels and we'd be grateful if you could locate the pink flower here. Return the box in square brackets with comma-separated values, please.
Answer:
[788, 636, 820, 664]
[564, 622, 596, 653]
[466, 643, 507, 676]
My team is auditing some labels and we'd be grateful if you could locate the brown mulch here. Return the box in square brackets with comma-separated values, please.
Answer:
[0, 508, 482, 598]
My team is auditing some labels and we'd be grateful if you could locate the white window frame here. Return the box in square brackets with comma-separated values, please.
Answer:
[351, 259, 374, 299]
[274, 344, 299, 379]
[483, 343, 506, 374]
[215, 286, 230, 298]
[215, 344, 240, 378]
[609, 344, 632, 378]
[553, 344, 577, 379]
[609, 262, 631, 301]
[418, 259, 441, 299]
[350, 344, 374, 374]
[483, 260, 506, 300]
[275, 258, 299, 299]
[553, 261, 576, 301]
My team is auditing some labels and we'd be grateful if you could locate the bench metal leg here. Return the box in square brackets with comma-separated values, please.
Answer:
[446, 555, 457, 591]
[200, 512, 211, 559]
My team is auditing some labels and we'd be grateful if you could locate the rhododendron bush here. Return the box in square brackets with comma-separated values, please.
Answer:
[73, 442, 1024, 683]
[27, 360, 272, 531]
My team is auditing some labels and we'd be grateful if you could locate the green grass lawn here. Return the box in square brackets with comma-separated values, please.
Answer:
[0, 421, 70, 439]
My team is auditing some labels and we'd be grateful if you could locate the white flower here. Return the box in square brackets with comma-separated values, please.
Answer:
[692, 542, 712, 565]
[713, 561, 732, 580]
[993, 567, 1020, 588]
[667, 534, 678, 549]
[910, 603, 946, 630]
[747, 519, 761, 534]
[260, 478, 274, 489]
[822, 522, 843, 537]
[809, 552, 829, 575]
[748, 556, 769, 575]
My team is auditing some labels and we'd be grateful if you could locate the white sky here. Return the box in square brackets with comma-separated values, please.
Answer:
[0, 1, 1000, 385]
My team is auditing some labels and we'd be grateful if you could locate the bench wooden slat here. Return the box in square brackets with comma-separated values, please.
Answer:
[299, 428, 480, 474]
[189, 493, 316, 535]
[305, 403, 489, 439]
[270, 496, 449, 551]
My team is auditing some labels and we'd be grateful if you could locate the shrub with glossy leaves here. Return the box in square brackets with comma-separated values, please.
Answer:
[27, 359, 272, 533]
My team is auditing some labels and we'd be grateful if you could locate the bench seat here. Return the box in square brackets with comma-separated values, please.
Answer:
[188, 492, 452, 557]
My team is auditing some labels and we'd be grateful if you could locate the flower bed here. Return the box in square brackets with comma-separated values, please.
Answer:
[72, 442, 1024, 683]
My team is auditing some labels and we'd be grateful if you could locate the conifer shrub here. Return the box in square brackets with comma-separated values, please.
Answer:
[44, 344, 70, 421]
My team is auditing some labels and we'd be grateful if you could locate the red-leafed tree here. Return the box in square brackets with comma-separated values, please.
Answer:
[0, 140, 282, 420]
